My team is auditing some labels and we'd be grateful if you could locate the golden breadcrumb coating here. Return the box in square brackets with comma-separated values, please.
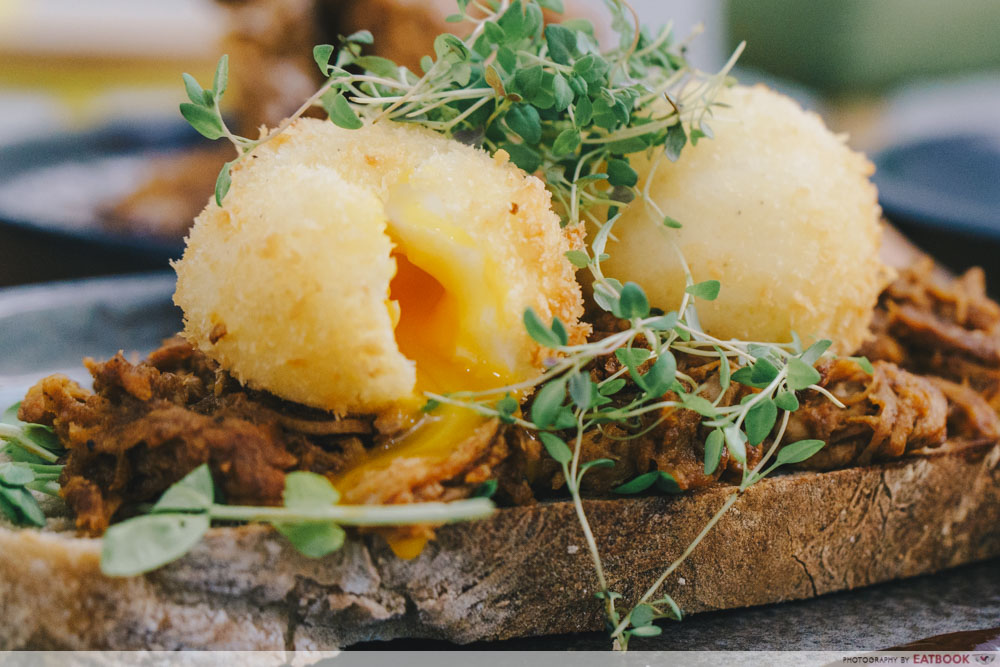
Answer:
[174, 118, 585, 413]
[601, 84, 889, 354]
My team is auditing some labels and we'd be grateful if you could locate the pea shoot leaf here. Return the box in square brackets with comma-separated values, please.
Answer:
[539, 432, 572, 465]
[101, 513, 210, 576]
[775, 439, 826, 466]
[153, 464, 214, 513]
[744, 398, 777, 445]
[321, 91, 364, 129]
[703, 429, 724, 475]
[685, 280, 721, 301]
[531, 380, 567, 428]
[274, 472, 345, 559]
[787, 357, 821, 391]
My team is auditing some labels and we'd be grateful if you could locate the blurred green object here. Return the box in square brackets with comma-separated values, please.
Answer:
[726, 0, 1000, 94]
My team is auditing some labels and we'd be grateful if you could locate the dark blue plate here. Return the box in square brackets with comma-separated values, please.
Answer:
[0, 120, 208, 260]
[873, 134, 1000, 240]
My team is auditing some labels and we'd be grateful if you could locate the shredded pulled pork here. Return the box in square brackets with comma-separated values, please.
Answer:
[862, 258, 1000, 410]
[18, 337, 505, 535]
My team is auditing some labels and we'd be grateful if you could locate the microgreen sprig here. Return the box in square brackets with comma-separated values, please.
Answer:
[100, 464, 494, 576]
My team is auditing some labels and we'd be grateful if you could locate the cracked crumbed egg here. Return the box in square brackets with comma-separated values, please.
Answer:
[174, 118, 587, 417]
[601, 84, 888, 353]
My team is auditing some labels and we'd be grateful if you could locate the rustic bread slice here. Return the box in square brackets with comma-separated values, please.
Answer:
[0, 439, 997, 650]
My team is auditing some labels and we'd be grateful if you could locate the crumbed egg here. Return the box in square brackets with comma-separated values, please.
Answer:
[600, 84, 889, 353]
[173, 119, 586, 509]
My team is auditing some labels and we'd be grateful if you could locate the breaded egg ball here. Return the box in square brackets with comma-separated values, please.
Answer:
[601, 84, 888, 353]
[174, 118, 586, 414]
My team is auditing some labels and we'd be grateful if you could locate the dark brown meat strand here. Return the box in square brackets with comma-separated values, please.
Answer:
[18, 337, 505, 535]
[861, 257, 1000, 409]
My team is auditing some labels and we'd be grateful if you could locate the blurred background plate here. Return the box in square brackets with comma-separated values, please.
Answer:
[0, 272, 178, 407]
[874, 134, 1000, 241]
[0, 121, 207, 261]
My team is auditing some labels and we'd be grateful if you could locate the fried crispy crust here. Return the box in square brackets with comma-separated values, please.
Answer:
[173, 119, 586, 414]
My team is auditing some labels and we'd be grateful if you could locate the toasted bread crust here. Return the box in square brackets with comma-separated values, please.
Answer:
[1, 440, 997, 649]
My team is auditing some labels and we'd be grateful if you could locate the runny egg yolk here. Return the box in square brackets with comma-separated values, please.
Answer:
[331, 188, 524, 557]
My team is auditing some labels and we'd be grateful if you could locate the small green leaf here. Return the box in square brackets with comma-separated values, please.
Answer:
[101, 513, 210, 576]
[313, 44, 335, 74]
[629, 624, 662, 637]
[749, 358, 779, 385]
[615, 347, 651, 371]
[573, 96, 593, 127]
[539, 432, 572, 465]
[0, 484, 45, 527]
[800, 339, 832, 365]
[615, 282, 650, 319]
[523, 308, 563, 349]
[212, 54, 229, 96]
[681, 394, 717, 418]
[640, 352, 677, 397]
[421, 398, 441, 413]
[552, 128, 581, 155]
[179, 103, 224, 140]
[551, 317, 569, 346]
[745, 398, 777, 446]
[345, 29, 374, 44]
[544, 24, 577, 65]
[579, 458, 615, 476]
[664, 122, 686, 161]
[214, 160, 234, 206]
[655, 471, 681, 493]
[685, 280, 721, 301]
[776, 439, 826, 465]
[607, 159, 638, 187]
[531, 381, 567, 429]
[273, 472, 345, 558]
[353, 55, 400, 79]
[496, 394, 519, 424]
[653, 593, 683, 621]
[506, 104, 542, 144]
[321, 91, 364, 129]
[565, 250, 590, 268]
[502, 142, 542, 172]
[787, 357, 822, 391]
[704, 429, 724, 475]
[724, 425, 747, 464]
[613, 471, 659, 494]
[647, 312, 679, 330]
[598, 378, 626, 396]
[472, 479, 498, 498]
[153, 464, 214, 513]
[631, 603, 655, 627]
[716, 347, 731, 391]
[274, 521, 346, 558]
[848, 356, 875, 375]
[283, 471, 340, 508]
[552, 73, 573, 111]
[662, 215, 683, 229]
[774, 391, 800, 412]
[181, 73, 206, 106]
[0, 462, 33, 486]
[568, 371, 593, 411]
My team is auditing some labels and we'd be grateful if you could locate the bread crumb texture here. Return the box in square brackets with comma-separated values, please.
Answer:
[602, 84, 888, 353]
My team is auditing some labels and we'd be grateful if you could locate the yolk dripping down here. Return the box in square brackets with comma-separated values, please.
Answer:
[331, 190, 524, 556]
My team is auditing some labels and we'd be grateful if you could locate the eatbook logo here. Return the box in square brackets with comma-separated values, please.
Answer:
[974, 655, 996, 665]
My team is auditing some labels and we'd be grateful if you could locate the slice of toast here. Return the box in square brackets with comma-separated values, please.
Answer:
[1, 439, 997, 650]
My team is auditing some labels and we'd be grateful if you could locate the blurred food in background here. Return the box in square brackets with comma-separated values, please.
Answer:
[103, 0, 456, 247]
